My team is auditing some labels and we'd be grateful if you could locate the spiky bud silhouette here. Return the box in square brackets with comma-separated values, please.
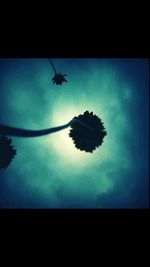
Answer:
[52, 73, 67, 85]
[48, 59, 68, 85]
[0, 136, 16, 168]
[69, 111, 107, 153]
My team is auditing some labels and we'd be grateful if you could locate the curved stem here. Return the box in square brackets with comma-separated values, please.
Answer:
[0, 121, 73, 138]
[0, 119, 92, 138]
[48, 58, 57, 74]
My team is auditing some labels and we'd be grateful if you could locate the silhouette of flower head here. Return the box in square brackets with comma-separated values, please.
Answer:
[52, 73, 67, 85]
[0, 136, 16, 168]
[69, 111, 107, 153]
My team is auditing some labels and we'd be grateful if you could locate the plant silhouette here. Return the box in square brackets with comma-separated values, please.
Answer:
[0, 60, 107, 168]
[0, 136, 16, 168]
[48, 59, 68, 85]
[0, 111, 107, 168]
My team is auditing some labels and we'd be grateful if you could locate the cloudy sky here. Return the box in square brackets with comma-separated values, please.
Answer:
[0, 58, 149, 208]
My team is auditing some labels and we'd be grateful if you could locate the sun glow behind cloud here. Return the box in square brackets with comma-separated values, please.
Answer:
[1, 58, 147, 208]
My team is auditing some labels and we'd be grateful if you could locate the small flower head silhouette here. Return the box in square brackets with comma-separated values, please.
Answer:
[52, 73, 67, 85]
[48, 59, 68, 85]
[0, 136, 16, 168]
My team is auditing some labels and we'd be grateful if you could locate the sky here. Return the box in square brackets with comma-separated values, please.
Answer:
[0, 58, 149, 208]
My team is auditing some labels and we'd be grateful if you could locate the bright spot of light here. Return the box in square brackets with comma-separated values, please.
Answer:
[44, 105, 96, 169]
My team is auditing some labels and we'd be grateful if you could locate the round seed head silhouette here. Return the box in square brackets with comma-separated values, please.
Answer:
[0, 136, 16, 168]
[69, 111, 107, 153]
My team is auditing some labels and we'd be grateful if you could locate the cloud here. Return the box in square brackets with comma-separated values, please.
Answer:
[0, 59, 149, 208]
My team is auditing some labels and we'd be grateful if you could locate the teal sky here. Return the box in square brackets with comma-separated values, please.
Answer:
[0, 58, 149, 208]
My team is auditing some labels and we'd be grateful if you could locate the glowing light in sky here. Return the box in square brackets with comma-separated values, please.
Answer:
[0, 58, 148, 208]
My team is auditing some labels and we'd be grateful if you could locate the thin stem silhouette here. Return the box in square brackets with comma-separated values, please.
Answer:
[48, 58, 57, 74]
[0, 119, 91, 138]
